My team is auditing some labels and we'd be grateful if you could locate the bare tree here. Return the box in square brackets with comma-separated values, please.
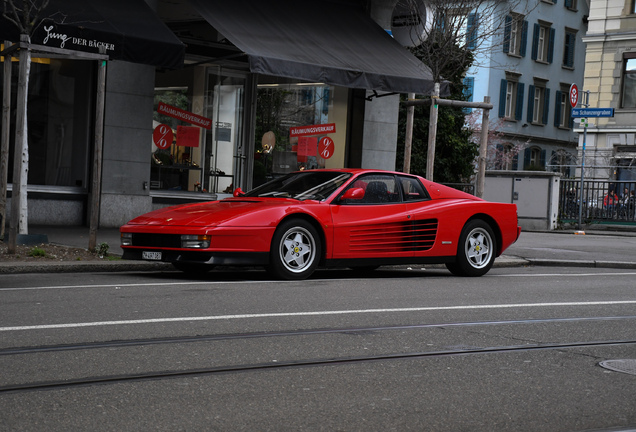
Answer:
[1, 0, 49, 252]
[392, 0, 535, 185]
[393, 0, 534, 82]
[466, 111, 527, 170]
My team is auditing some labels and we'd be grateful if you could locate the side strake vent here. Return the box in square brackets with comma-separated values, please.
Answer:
[349, 219, 438, 252]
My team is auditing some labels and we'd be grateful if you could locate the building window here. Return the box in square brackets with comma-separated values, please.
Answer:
[564, 0, 578, 11]
[554, 86, 573, 128]
[524, 146, 546, 170]
[2, 58, 92, 190]
[563, 29, 576, 68]
[527, 81, 550, 125]
[494, 143, 519, 170]
[621, 56, 636, 108]
[531, 22, 555, 63]
[498, 76, 524, 120]
[503, 14, 528, 57]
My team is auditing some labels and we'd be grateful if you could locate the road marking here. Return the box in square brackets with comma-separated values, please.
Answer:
[3, 300, 636, 332]
[0, 280, 281, 291]
[2, 271, 636, 291]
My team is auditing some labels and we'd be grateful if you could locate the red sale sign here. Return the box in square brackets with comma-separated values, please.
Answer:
[290, 123, 336, 138]
[319, 136, 335, 159]
[153, 124, 173, 149]
[176, 126, 200, 147]
[297, 136, 317, 157]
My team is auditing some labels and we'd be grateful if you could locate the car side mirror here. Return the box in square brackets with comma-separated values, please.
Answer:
[341, 187, 365, 201]
[233, 187, 245, 197]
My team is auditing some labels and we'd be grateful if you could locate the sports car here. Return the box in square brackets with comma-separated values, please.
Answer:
[121, 169, 521, 279]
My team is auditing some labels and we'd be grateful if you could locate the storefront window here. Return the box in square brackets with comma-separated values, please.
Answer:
[254, 82, 345, 187]
[152, 67, 246, 195]
[2, 57, 92, 190]
[205, 70, 245, 194]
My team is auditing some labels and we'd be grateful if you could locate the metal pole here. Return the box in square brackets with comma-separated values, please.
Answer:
[577, 91, 589, 230]
[1, 41, 13, 241]
[426, 83, 439, 181]
[403, 92, 415, 173]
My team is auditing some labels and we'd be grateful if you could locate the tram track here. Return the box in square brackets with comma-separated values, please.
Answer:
[2, 315, 636, 356]
[2, 338, 636, 394]
[2, 315, 636, 394]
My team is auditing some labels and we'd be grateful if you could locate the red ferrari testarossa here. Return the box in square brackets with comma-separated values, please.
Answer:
[121, 169, 521, 279]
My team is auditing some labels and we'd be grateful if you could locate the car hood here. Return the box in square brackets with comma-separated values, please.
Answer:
[125, 198, 297, 227]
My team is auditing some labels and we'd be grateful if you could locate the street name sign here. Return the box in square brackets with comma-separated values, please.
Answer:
[571, 107, 614, 117]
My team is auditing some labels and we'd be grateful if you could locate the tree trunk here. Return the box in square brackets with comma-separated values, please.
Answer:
[8, 34, 31, 253]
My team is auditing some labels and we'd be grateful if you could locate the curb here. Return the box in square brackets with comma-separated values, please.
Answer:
[2, 257, 635, 275]
[0, 260, 171, 274]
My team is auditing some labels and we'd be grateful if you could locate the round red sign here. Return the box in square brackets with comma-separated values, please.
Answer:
[153, 124, 173, 150]
[319, 136, 335, 159]
[569, 83, 579, 108]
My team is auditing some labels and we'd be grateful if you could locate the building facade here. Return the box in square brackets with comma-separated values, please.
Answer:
[578, 0, 636, 182]
[465, 0, 589, 177]
[1, 0, 441, 229]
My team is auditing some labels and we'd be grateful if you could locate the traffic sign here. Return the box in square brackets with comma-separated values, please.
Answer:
[569, 84, 578, 108]
[571, 107, 614, 118]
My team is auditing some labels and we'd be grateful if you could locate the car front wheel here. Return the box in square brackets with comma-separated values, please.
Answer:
[269, 219, 321, 280]
[446, 219, 496, 277]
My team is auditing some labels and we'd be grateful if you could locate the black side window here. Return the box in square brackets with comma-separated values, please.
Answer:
[399, 176, 431, 202]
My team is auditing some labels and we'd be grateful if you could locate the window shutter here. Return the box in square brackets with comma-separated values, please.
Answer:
[547, 28, 556, 63]
[531, 24, 539, 60]
[524, 147, 532, 169]
[565, 0, 573, 8]
[564, 33, 575, 67]
[503, 15, 512, 53]
[527, 85, 535, 123]
[554, 90, 562, 126]
[520, 21, 529, 57]
[515, 83, 525, 121]
[540, 149, 547, 169]
[499, 79, 508, 117]
[542, 88, 550, 125]
[512, 152, 519, 170]
[463, 77, 474, 101]
[467, 13, 478, 50]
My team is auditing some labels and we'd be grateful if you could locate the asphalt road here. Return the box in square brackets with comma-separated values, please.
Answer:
[1, 266, 636, 431]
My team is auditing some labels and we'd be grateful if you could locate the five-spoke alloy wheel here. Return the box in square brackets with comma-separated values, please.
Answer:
[446, 219, 496, 277]
[269, 219, 321, 280]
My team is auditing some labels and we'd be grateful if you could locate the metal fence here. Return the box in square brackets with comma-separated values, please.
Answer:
[559, 179, 636, 224]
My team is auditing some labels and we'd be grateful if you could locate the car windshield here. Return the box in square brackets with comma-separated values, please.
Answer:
[244, 171, 352, 201]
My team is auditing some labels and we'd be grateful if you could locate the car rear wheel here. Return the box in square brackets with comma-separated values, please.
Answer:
[446, 219, 496, 277]
[269, 219, 321, 280]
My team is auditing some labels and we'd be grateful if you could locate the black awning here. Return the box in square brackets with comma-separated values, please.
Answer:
[0, 0, 184, 69]
[187, 0, 446, 96]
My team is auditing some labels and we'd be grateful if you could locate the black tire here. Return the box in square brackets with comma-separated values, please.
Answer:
[172, 262, 214, 274]
[446, 219, 496, 277]
[268, 219, 321, 280]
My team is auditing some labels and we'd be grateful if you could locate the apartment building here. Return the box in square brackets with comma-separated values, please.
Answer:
[465, 0, 589, 176]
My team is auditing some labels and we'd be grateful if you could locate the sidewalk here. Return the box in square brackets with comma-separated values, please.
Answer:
[2, 225, 636, 274]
